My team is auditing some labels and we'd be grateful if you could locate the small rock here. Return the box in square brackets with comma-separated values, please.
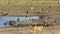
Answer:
[58, 1, 60, 4]
[30, 7, 34, 10]
[39, 9, 42, 11]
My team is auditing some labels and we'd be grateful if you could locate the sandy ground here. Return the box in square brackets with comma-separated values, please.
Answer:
[0, 26, 60, 34]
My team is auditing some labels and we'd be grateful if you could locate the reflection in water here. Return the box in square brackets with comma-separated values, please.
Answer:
[0, 16, 39, 28]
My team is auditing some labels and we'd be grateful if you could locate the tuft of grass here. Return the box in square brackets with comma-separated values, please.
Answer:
[9, 1, 58, 6]
[0, 0, 58, 5]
